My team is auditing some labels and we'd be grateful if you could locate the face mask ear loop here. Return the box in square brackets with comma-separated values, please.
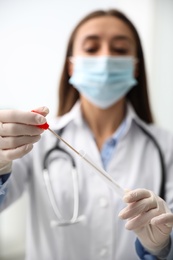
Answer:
[68, 56, 74, 64]
[133, 57, 139, 65]
[67, 57, 75, 77]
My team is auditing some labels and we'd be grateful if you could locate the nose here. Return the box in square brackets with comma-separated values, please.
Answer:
[99, 43, 112, 56]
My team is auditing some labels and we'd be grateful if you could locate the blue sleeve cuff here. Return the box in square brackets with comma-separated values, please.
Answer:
[136, 233, 173, 260]
[0, 173, 11, 184]
[0, 173, 11, 196]
[167, 231, 173, 260]
[135, 239, 157, 260]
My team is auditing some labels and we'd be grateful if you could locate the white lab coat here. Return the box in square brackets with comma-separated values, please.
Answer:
[1, 102, 173, 260]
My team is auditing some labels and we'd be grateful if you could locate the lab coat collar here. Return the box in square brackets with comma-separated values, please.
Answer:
[110, 102, 149, 141]
[51, 100, 146, 136]
[126, 102, 150, 129]
[122, 102, 137, 136]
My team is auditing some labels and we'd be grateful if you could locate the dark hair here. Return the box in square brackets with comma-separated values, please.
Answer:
[57, 9, 153, 123]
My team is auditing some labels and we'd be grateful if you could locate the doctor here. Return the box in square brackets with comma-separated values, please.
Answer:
[0, 9, 173, 260]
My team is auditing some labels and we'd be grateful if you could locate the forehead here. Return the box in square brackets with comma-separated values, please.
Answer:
[74, 16, 136, 44]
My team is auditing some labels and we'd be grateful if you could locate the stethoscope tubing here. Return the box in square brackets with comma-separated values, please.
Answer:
[134, 121, 165, 200]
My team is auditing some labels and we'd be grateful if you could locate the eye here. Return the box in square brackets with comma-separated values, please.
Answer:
[111, 47, 129, 55]
[82, 40, 100, 54]
[83, 47, 98, 53]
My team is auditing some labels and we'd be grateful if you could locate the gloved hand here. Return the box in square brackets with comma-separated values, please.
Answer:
[0, 106, 49, 175]
[118, 189, 173, 256]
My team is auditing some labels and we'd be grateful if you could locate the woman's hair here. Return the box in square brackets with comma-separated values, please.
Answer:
[57, 9, 153, 123]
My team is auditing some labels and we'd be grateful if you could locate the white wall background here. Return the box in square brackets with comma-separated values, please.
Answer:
[0, 0, 173, 259]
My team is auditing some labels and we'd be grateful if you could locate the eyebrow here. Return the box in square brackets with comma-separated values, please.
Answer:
[112, 35, 133, 43]
[82, 35, 100, 42]
[82, 34, 133, 43]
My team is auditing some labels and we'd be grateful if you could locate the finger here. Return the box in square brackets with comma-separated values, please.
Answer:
[151, 213, 173, 227]
[31, 106, 49, 117]
[0, 144, 34, 161]
[123, 188, 151, 203]
[0, 108, 47, 125]
[0, 135, 41, 150]
[0, 123, 44, 137]
[124, 208, 172, 231]
[126, 217, 171, 235]
[124, 208, 160, 230]
[119, 197, 157, 219]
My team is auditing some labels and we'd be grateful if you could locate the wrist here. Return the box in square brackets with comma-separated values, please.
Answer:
[135, 237, 171, 260]
[0, 162, 12, 175]
[142, 237, 170, 257]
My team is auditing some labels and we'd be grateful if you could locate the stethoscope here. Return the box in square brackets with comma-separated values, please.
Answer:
[43, 129, 85, 227]
[42, 122, 166, 227]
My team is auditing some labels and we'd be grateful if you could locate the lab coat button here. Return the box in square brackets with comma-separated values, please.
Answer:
[99, 247, 107, 257]
[99, 198, 108, 208]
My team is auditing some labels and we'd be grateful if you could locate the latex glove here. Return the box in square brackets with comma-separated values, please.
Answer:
[0, 106, 49, 175]
[118, 189, 173, 256]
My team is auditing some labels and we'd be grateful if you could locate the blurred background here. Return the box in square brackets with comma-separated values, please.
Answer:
[0, 0, 173, 259]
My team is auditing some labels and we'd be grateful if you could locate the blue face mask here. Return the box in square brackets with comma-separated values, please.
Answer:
[69, 56, 137, 109]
